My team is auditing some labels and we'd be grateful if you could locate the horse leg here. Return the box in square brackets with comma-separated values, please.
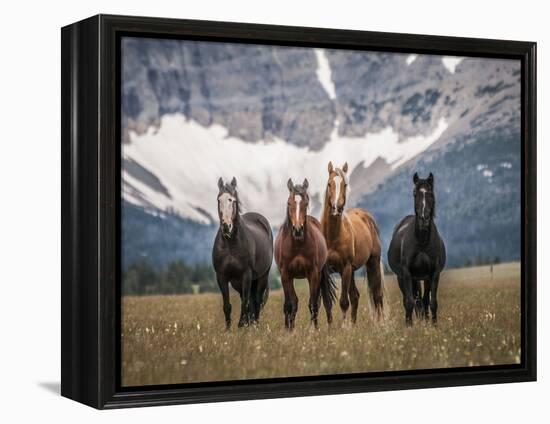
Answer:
[307, 271, 321, 329]
[413, 280, 422, 318]
[340, 263, 352, 322]
[349, 273, 360, 324]
[281, 272, 298, 330]
[422, 279, 431, 320]
[320, 270, 334, 326]
[366, 256, 384, 320]
[249, 279, 259, 324]
[430, 273, 441, 325]
[238, 269, 252, 328]
[216, 272, 232, 329]
[253, 273, 269, 323]
[401, 267, 415, 327]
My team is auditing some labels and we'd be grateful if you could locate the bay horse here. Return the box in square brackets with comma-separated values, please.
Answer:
[321, 162, 385, 323]
[274, 178, 337, 329]
[387, 172, 446, 326]
[212, 177, 273, 329]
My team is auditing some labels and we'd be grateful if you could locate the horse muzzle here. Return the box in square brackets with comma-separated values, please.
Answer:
[292, 226, 305, 240]
[331, 205, 343, 216]
[221, 223, 233, 238]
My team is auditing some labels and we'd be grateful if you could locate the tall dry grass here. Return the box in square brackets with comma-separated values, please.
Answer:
[122, 263, 520, 386]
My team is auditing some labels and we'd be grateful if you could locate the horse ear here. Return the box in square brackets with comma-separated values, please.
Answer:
[342, 162, 348, 173]
[230, 177, 237, 188]
[328, 161, 334, 174]
[302, 178, 309, 190]
[427, 172, 434, 188]
[413, 172, 419, 184]
[287, 178, 294, 192]
[218, 177, 224, 191]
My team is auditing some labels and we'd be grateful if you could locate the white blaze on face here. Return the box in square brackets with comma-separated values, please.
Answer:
[294, 194, 302, 224]
[219, 193, 235, 225]
[420, 188, 427, 218]
[333, 175, 343, 208]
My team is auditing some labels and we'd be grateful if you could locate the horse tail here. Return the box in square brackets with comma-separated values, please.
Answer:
[365, 258, 388, 320]
[320, 263, 337, 309]
[378, 259, 389, 319]
[261, 284, 269, 309]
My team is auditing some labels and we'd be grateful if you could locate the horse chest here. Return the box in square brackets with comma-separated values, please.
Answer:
[327, 249, 344, 270]
[215, 245, 249, 275]
[226, 256, 248, 273]
[410, 252, 433, 279]
[286, 255, 311, 278]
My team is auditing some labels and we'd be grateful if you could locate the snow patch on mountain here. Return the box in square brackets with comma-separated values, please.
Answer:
[406, 54, 418, 65]
[123, 114, 448, 226]
[314, 49, 337, 100]
[442, 56, 464, 73]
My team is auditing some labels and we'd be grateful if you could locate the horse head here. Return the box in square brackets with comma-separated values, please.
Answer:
[326, 161, 349, 216]
[217, 176, 239, 239]
[287, 178, 309, 240]
[413, 172, 435, 230]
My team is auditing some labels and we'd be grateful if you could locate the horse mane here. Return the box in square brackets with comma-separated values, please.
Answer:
[292, 183, 309, 199]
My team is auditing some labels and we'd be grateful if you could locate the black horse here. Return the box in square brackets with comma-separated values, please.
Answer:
[387, 172, 446, 326]
[212, 177, 273, 329]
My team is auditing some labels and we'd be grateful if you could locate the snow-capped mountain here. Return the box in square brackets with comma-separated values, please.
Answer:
[123, 115, 447, 226]
[121, 38, 521, 269]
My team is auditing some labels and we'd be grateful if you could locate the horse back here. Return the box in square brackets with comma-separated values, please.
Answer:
[346, 208, 382, 260]
[241, 212, 273, 277]
[242, 212, 273, 241]
[387, 215, 414, 272]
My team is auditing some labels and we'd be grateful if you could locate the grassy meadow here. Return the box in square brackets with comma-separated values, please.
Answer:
[121, 262, 521, 387]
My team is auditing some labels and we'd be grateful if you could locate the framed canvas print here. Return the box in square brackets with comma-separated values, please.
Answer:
[61, 14, 536, 409]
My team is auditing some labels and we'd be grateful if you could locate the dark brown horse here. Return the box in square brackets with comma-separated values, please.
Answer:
[274, 178, 337, 329]
[321, 162, 385, 324]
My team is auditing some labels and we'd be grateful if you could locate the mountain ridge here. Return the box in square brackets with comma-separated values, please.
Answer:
[120, 39, 521, 270]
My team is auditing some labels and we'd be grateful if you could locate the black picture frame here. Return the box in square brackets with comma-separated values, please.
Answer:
[61, 14, 537, 409]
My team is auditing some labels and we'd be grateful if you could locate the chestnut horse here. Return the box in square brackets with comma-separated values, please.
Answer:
[274, 178, 337, 329]
[321, 162, 384, 323]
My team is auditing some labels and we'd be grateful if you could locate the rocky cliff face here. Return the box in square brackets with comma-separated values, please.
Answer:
[122, 38, 335, 149]
[123, 38, 520, 151]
